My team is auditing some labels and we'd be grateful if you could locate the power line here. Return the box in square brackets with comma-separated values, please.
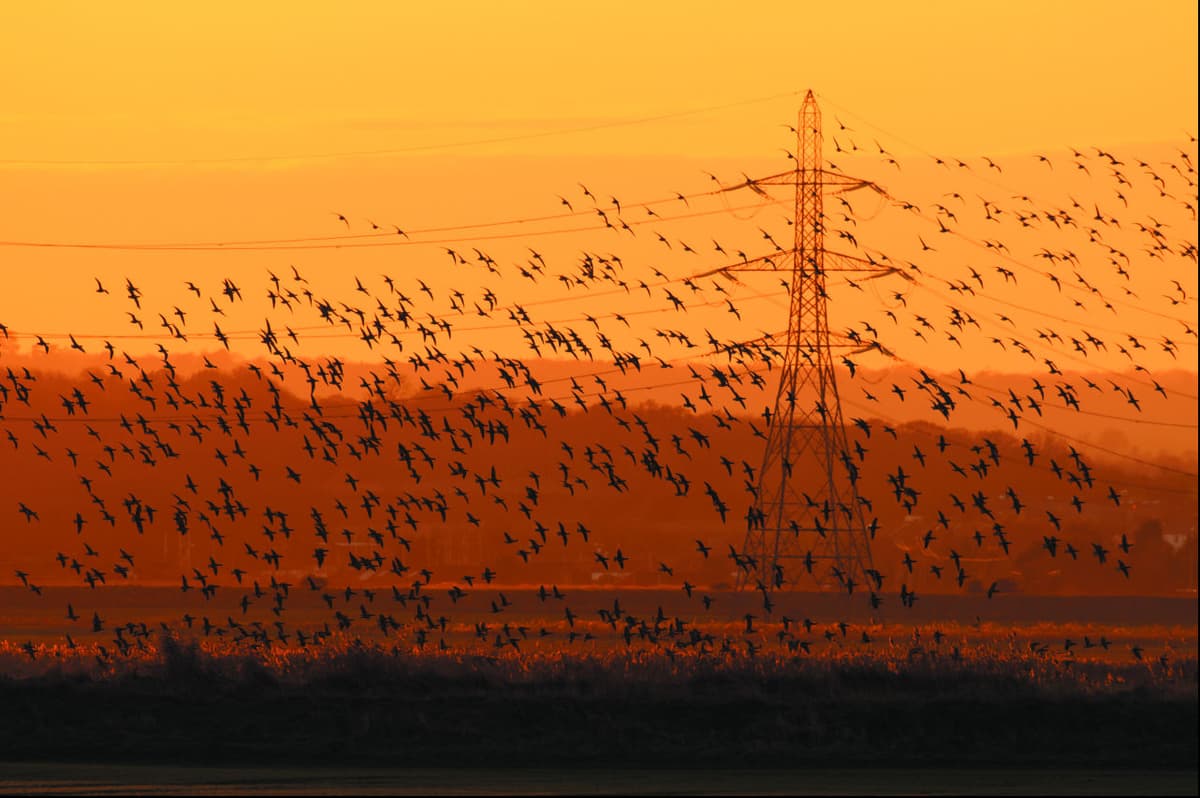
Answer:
[891, 256, 1200, 401]
[837, 393, 1199, 493]
[2, 250, 809, 343]
[0, 184, 743, 250]
[873, 349, 1199, 430]
[1016, 416, 1200, 478]
[813, 93, 1199, 332]
[0, 89, 804, 168]
[0, 197, 784, 252]
[866, 187, 1200, 331]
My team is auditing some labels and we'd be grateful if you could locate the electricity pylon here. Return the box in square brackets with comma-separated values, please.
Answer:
[731, 90, 897, 595]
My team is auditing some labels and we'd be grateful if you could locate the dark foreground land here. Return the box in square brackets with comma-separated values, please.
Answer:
[1, 764, 1197, 796]
[1, 642, 1196, 773]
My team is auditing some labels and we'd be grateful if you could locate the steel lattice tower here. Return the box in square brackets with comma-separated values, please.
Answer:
[737, 90, 876, 594]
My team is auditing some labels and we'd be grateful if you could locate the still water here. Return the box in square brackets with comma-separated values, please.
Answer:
[1, 765, 1196, 795]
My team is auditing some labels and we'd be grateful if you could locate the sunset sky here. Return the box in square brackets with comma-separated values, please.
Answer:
[0, 2, 1196, 369]
[2, 11, 1198, 788]
[3, 2, 1196, 159]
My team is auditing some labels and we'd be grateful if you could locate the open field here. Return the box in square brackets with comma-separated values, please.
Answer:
[3, 590, 1194, 768]
[1, 627, 1195, 770]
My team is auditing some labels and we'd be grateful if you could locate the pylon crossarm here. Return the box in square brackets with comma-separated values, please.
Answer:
[687, 246, 891, 281]
[823, 250, 897, 273]
[711, 251, 896, 276]
[731, 168, 877, 192]
[719, 264, 886, 273]
[848, 341, 895, 358]
[752, 335, 877, 349]
[720, 169, 795, 192]
[825, 332, 871, 348]
[855, 267, 908, 282]
[759, 173, 876, 189]
[824, 177, 888, 194]
[718, 330, 786, 348]
[702, 333, 786, 359]
[692, 252, 787, 278]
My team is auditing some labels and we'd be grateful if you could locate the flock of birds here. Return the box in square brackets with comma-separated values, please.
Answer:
[1, 117, 1196, 669]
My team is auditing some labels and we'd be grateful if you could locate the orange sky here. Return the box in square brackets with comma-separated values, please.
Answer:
[3, 2, 1196, 159]
[0, 1, 1196, 372]
[0, 1, 1196, 608]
